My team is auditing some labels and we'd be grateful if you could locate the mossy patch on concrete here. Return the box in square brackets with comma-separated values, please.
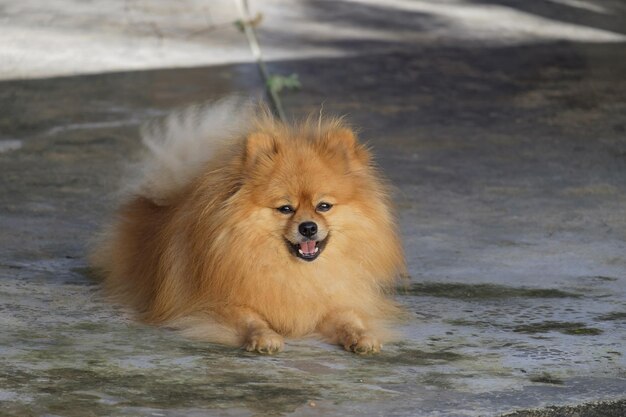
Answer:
[592, 276, 619, 282]
[366, 347, 465, 366]
[401, 282, 579, 299]
[597, 312, 626, 321]
[513, 321, 602, 336]
[529, 372, 564, 385]
[563, 328, 603, 336]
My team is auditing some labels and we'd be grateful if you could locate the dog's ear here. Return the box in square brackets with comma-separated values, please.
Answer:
[331, 127, 357, 151]
[244, 132, 279, 167]
[322, 127, 371, 167]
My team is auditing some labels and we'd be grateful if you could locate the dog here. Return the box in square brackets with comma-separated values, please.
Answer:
[91, 98, 405, 354]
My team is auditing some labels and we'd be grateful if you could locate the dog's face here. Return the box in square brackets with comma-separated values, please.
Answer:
[242, 127, 371, 263]
[275, 195, 332, 262]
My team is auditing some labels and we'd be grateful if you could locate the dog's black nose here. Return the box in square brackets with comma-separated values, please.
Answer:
[298, 221, 317, 238]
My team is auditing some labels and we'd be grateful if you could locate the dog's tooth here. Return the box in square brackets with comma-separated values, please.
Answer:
[298, 249, 304, 255]
[314, 247, 319, 253]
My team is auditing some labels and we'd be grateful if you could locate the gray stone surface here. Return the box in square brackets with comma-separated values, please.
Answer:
[1, 1, 625, 416]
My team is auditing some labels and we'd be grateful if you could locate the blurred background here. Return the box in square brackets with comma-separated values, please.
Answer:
[2, 0, 625, 80]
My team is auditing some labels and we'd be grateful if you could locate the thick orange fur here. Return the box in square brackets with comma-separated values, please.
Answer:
[92, 100, 405, 354]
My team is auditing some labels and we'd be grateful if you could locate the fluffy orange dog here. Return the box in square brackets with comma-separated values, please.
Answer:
[92, 98, 405, 354]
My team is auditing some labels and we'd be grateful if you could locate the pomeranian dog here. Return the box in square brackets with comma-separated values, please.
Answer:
[92, 98, 405, 354]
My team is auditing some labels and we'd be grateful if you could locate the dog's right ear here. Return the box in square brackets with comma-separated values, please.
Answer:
[244, 132, 279, 167]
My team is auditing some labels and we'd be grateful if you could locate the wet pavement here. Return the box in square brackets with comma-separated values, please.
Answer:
[1, 1, 626, 416]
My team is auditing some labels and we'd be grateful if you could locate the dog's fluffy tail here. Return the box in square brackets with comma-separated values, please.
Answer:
[133, 96, 255, 204]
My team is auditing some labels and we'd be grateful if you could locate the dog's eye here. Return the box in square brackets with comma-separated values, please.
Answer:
[277, 205, 295, 214]
[316, 202, 333, 212]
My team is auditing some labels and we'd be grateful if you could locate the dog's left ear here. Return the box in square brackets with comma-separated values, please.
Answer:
[244, 132, 280, 167]
[322, 128, 371, 167]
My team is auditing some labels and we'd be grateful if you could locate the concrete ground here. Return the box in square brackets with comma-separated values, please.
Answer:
[1, 1, 625, 416]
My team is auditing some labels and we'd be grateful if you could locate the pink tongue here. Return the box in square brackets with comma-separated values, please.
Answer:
[299, 241, 316, 255]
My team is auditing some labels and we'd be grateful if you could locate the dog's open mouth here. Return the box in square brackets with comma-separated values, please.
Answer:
[287, 237, 328, 262]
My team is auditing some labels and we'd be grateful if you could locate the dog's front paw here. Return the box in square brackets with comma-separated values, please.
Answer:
[244, 330, 284, 354]
[342, 332, 382, 355]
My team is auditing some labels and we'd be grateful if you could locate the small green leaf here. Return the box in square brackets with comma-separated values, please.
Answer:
[234, 19, 245, 32]
[233, 13, 263, 32]
[266, 74, 301, 94]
